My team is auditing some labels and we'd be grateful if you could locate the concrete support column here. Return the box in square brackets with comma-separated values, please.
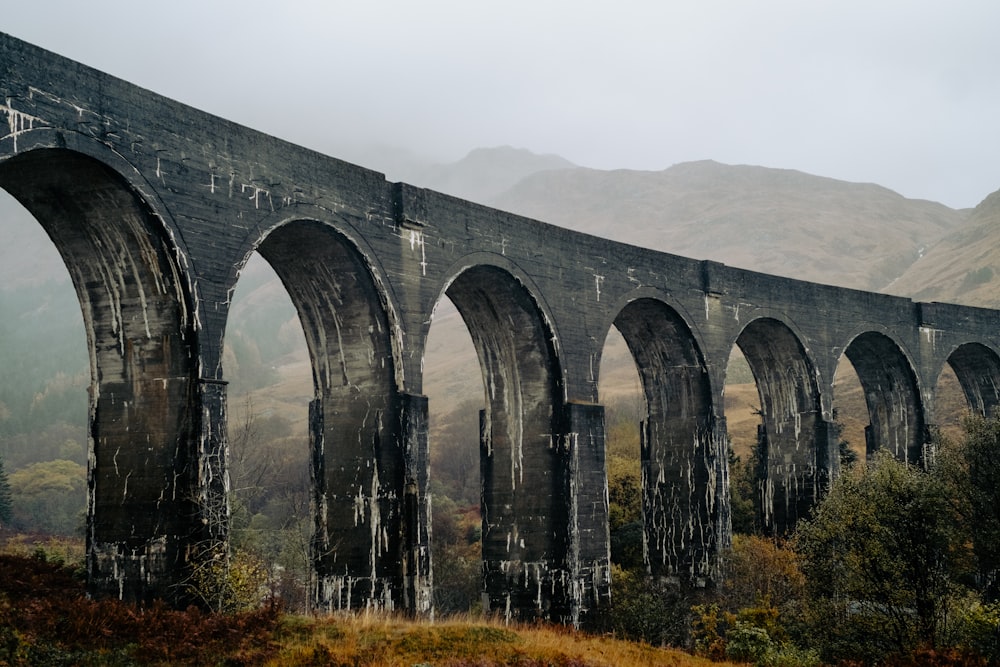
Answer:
[399, 393, 432, 616]
[479, 408, 573, 623]
[758, 417, 838, 535]
[88, 375, 216, 606]
[563, 401, 612, 627]
[311, 391, 431, 614]
[814, 418, 838, 492]
[642, 415, 727, 586]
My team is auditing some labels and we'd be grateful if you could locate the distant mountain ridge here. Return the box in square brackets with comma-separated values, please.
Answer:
[888, 188, 1000, 307]
[488, 158, 966, 292]
[390, 145, 576, 204]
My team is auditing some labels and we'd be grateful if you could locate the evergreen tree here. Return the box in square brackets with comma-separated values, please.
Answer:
[0, 453, 12, 527]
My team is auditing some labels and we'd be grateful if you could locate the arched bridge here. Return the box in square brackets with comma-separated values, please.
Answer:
[2, 33, 999, 625]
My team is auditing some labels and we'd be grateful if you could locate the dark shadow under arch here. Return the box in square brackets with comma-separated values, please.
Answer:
[0, 148, 200, 604]
[612, 297, 719, 582]
[736, 318, 826, 535]
[253, 219, 412, 611]
[843, 331, 925, 464]
[444, 264, 566, 620]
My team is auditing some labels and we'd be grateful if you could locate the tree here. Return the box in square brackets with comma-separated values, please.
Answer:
[604, 396, 643, 569]
[938, 414, 1000, 601]
[723, 535, 806, 614]
[794, 452, 969, 663]
[728, 445, 760, 535]
[0, 453, 12, 527]
[8, 459, 86, 535]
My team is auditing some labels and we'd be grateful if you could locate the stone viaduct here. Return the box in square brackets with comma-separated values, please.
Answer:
[2, 33, 1000, 625]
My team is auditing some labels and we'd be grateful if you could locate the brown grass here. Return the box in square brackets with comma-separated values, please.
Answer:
[267, 612, 738, 667]
[0, 545, 737, 667]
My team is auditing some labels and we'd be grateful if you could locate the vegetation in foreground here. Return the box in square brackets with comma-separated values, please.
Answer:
[8, 404, 1000, 666]
[0, 545, 730, 667]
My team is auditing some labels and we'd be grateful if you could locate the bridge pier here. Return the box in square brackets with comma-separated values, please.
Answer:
[642, 415, 729, 585]
[563, 402, 612, 625]
[478, 402, 611, 625]
[312, 392, 432, 614]
[87, 375, 214, 606]
[758, 417, 838, 535]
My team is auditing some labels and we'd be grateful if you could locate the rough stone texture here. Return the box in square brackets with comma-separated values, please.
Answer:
[3, 33, 1000, 620]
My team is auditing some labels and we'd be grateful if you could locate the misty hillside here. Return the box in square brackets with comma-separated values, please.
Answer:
[887, 188, 1000, 307]
[393, 146, 576, 204]
[490, 159, 966, 292]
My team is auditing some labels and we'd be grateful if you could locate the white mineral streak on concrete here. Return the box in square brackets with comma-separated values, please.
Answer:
[593, 274, 604, 301]
[353, 484, 366, 527]
[1, 99, 45, 152]
[408, 229, 427, 276]
[369, 467, 381, 590]
[240, 183, 272, 210]
[27, 86, 92, 120]
[920, 325, 940, 350]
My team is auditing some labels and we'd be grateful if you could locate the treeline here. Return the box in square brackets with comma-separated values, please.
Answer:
[0, 281, 88, 535]
[679, 416, 1000, 666]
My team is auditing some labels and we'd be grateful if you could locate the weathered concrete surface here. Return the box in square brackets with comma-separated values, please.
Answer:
[2, 33, 1000, 619]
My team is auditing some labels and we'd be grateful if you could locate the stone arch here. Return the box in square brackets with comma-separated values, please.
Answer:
[0, 147, 200, 604]
[735, 317, 827, 535]
[943, 342, 1000, 418]
[843, 331, 925, 463]
[247, 218, 415, 611]
[609, 296, 719, 583]
[441, 262, 567, 620]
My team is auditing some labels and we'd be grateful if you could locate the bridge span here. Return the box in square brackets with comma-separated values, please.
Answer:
[2, 33, 999, 625]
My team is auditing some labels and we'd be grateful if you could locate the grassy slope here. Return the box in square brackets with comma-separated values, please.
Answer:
[0, 546, 734, 667]
[889, 189, 1000, 307]
[491, 160, 964, 291]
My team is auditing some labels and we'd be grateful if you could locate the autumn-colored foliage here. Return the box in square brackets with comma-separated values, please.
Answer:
[0, 547, 733, 667]
[0, 551, 280, 665]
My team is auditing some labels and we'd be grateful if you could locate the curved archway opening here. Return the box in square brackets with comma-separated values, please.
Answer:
[443, 265, 565, 620]
[422, 295, 483, 614]
[0, 187, 88, 544]
[934, 362, 970, 443]
[734, 318, 824, 536]
[935, 343, 1000, 443]
[597, 325, 643, 571]
[723, 346, 763, 535]
[0, 148, 199, 604]
[251, 220, 404, 612]
[222, 251, 311, 611]
[946, 343, 1000, 418]
[831, 354, 867, 466]
[609, 298, 717, 583]
[841, 332, 925, 464]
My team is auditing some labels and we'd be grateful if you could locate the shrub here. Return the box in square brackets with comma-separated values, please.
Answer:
[725, 620, 772, 663]
[604, 566, 691, 646]
[188, 547, 271, 614]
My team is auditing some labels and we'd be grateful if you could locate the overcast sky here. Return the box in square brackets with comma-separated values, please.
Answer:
[5, 1, 999, 209]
